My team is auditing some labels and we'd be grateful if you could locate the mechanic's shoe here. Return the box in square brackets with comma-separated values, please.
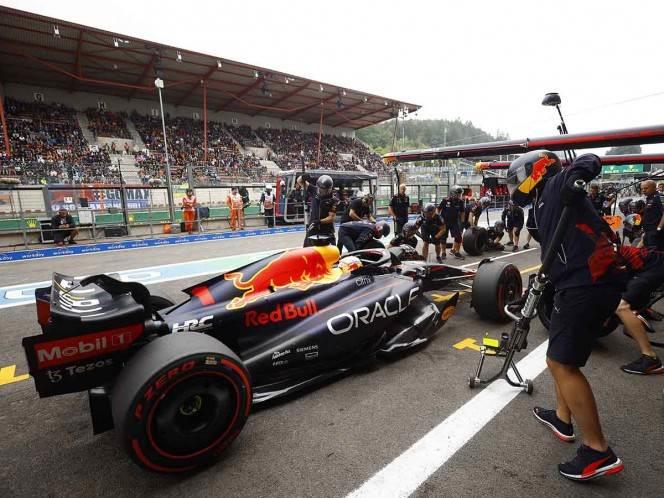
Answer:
[436, 256, 444, 263]
[533, 407, 575, 442]
[558, 445, 624, 481]
[506, 241, 514, 246]
[524, 243, 530, 249]
[67, 240, 77, 245]
[452, 251, 465, 260]
[512, 245, 519, 252]
[620, 354, 664, 375]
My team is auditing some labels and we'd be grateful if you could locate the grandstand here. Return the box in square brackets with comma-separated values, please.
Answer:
[0, 6, 419, 188]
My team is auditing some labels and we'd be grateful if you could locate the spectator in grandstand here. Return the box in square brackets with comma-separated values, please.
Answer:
[50, 208, 79, 246]
[181, 188, 198, 234]
[388, 183, 410, 235]
[340, 192, 376, 224]
[260, 185, 276, 228]
[227, 187, 245, 230]
[501, 200, 525, 252]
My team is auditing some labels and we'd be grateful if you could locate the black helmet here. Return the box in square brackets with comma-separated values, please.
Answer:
[479, 196, 491, 207]
[402, 221, 418, 238]
[493, 220, 505, 232]
[373, 221, 390, 238]
[506, 150, 562, 206]
[623, 214, 641, 230]
[450, 185, 463, 197]
[423, 202, 436, 215]
[629, 199, 645, 214]
[316, 175, 333, 196]
[618, 198, 633, 216]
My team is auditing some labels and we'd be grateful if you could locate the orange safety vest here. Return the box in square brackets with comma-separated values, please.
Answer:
[182, 195, 197, 212]
[230, 193, 244, 210]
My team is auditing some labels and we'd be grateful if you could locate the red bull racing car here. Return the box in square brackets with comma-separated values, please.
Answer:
[21, 244, 521, 473]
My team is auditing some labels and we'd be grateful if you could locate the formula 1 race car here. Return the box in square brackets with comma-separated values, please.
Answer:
[21, 244, 521, 473]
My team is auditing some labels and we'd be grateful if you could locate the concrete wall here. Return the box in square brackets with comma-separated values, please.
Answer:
[4, 83, 356, 138]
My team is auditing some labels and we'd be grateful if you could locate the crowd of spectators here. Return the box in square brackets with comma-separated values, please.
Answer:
[0, 97, 117, 184]
[0, 97, 387, 186]
[85, 108, 131, 139]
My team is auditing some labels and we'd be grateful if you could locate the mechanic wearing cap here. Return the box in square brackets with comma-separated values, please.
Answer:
[501, 200, 525, 252]
[51, 208, 79, 246]
[337, 221, 390, 252]
[507, 151, 627, 482]
[388, 184, 410, 235]
[389, 221, 419, 249]
[341, 191, 376, 224]
[640, 179, 664, 250]
[416, 203, 446, 262]
[437, 185, 465, 259]
[614, 244, 664, 374]
[303, 174, 338, 247]
[260, 184, 276, 228]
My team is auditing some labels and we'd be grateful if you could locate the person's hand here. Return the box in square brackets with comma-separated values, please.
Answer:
[308, 221, 320, 233]
[561, 176, 587, 206]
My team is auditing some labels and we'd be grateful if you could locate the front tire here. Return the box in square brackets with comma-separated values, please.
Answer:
[472, 260, 523, 322]
[111, 333, 251, 473]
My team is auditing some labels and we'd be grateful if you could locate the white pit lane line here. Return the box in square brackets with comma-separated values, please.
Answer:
[346, 340, 549, 498]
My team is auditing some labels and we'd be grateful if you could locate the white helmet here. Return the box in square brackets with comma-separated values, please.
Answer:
[339, 256, 363, 273]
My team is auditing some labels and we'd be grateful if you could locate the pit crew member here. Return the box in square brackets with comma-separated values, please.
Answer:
[507, 150, 626, 482]
[438, 185, 465, 259]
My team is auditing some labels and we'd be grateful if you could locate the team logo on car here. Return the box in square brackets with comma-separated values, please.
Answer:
[224, 246, 342, 310]
[245, 300, 318, 327]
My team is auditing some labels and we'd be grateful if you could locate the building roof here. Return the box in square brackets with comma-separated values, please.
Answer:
[0, 6, 420, 129]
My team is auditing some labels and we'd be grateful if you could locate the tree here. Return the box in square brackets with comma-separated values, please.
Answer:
[605, 145, 642, 155]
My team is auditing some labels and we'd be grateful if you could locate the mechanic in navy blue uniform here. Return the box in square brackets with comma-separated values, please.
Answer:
[437, 185, 465, 259]
[302, 175, 339, 247]
[614, 245, 664, 375]
[501, 201, 525, 252]
[416, 203, 446, 262]
[341, 192, 376, 224]
[507, 151, 627, 482]
[389, 221, 419, 249]
[337, 221, 390, 252]
[388, 183, 410, 235]
[50, 208, 79, 246]
[467, 196, 490, 228]
[640, 179, 664, 250]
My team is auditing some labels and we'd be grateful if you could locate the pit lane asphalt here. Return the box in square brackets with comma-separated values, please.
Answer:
[0, 233, 662, 498]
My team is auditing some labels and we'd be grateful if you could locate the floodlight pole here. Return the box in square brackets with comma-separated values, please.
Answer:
[155, 78, 176, 221]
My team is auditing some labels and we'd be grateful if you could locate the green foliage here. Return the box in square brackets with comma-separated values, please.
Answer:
[605, 145, 642, 155]
[356, 118, 509, 153]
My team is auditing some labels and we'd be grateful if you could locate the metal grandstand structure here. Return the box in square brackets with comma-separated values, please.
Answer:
[0, 4, 420, 155]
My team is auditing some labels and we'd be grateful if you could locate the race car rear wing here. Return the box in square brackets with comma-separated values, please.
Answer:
[22, 273, 150, 397]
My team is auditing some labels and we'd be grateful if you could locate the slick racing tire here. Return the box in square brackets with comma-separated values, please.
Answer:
[111, 333, 252, 473]
[462, 226, 488, 256]
[472, 260, 522, 322]
[537, 286, 620, 337]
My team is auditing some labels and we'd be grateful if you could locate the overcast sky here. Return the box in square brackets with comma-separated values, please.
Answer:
[3, 0, 664, 153]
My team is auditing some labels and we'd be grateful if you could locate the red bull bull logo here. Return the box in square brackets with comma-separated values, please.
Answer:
[518, 154, 556, 194]
[224, 246, 341, 310]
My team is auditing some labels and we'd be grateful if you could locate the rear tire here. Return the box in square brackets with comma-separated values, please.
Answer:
[472, 260, 523, 322]
[462, 226, 488, 256]
[111, 333, 251, 473]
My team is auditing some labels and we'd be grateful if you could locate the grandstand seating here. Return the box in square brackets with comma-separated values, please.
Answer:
[85, 108, 131, 139]
[0, 96, 388, 185]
